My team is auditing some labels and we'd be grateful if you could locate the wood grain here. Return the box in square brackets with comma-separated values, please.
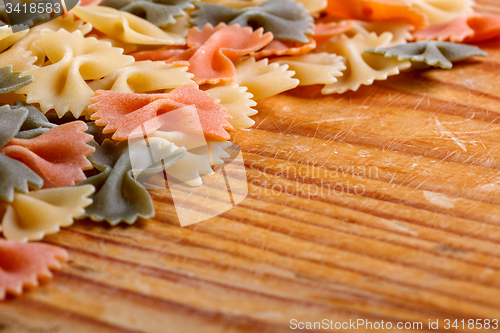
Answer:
[2, 3, 500, 332]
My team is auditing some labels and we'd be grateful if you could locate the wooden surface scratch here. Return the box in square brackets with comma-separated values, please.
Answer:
[2, 2, 500, 332]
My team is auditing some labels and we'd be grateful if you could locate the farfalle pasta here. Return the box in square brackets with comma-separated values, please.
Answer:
[205, 84, 258, 128]
[101, 0, 196, 28]
[271, 53, 346, 86]
[296, 0, 327, 16]
[16, 29, 135, 118]
[0, 121, 95, 188]
[199, 0, 326, 16]
[191, 0, 314, 43]
[414, 14, 500, 43]
[386, 0, 474, 25]
[325, 0, 427, 30]
[316, 33, 411, 94]
[0, 105, 28, 148]
[0, 240, 67, 299]
[87, 31, 140, 53]
[131, 46, 188, 62]
[148, 131, 232, 186]
[1, 185, 95, 242]
[252, 38, 316, 59]
[81, 0, 105, 5]
[365, 41, 487, 69]
[89, 83, 233, 141]
[27, 12, 93, 36]
[0, 105, 43, 202]
[9, 13, 94, 67]
[0, 16, 94, 71]
[0, 46, 37, 73]
[71, 5, 186, 45]
[89, 61, 194, 93]
[132, 24, 273, 84]
[234, 57, 299, 100]
[198, 0, 261, 9]
[161, 14, 191, 38]
[0, 26, 28, 53]
[344, 20, 415, 45]
[0, 65, 33, 95]
[14, 101, 57, 139]
[311, 21, 356, 45]
[0, 154, 43, 202]
[78, 139, 184, 225]
[0, 7, 46, 31]
[184, 23, 272, 84]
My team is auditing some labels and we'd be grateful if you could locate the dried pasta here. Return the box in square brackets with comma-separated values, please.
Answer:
[14, 101, 57, 139]
[136, 24, 272, 84]
[15, 29, 135, 118]
[253, 38, 316, 60]
[344, 20, 415, 46]
[27, 12, 93, 36]
[365, 41, 487, 69]
[199, 0, 325, 16]
[0, 154, 43, 202]
[271, 53, 346, 86]
[191, 0, 314, 43]
[0, 121, 95, 189]
[8, 13, 93, 68]
[234, 56, 299, 100]
[0, 6, 46, 31]
[187, 23, 272, 84]
[414, 14, 500, 43]
[80, 0, 104, 5]
[0, 65, 33, 95]
[86, 31, 139, 54]
[101, 0, 196, 28]
[0, 14, 93, 70]
[85, 122, 115, 146]
[78, 139, 184, 225]
[0, 105, 43, 202]
[131, 46, 187, 62]
[71, 5, 185, 45]
[0, 26, 28, 53]
[325, 0, 427, 30]
[0, 105, 28, 149]
[386, 0, 475, 25]
[198, 0, 261, 9]
[1, 185, 95, 242]
[89, 83, 233, 141]
[296, 0, 327, 16]
[148, 131, 232, 186]
[205, 84, 258, 128]
[316, 33, 411, 94]
[0, 46, 37, 72]
[0, 240, 67, 299]
[311, 21, 356, 45]
[89, 61, 194, 93]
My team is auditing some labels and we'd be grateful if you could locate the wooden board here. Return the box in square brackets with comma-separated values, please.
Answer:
[2, 2, 500, 332]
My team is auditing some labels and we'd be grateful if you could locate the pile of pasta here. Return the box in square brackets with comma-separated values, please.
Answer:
[0, 0, 499, 299]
